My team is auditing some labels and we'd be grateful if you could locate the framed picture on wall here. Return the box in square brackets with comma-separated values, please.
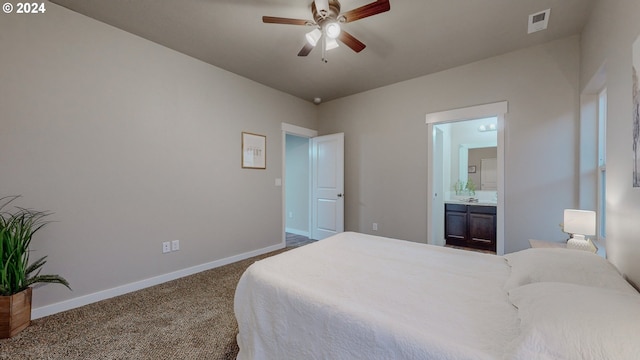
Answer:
[242, 132, 266, 169]
[468, 165, 477, 174]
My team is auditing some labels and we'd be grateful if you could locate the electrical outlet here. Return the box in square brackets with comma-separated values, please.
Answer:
[171, 240, 180, 251]
[162, 241, 171, 254]
[288, 212, 293, 219]
[372, 222, 378, 231]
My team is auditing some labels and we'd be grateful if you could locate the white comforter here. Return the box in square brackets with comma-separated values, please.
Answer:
[235, 232, 519, 360]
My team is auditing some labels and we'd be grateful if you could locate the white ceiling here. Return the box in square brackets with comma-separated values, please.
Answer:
[50, 0, 594, 103]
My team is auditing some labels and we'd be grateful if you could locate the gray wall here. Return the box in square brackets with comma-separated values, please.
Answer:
[317, 36, 580, 253]
[581, 0, 640, 287]
[0, 4, 316, 309]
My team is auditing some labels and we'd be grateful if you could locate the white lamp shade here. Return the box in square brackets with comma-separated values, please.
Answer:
[305, 29, 322, 46]
[325, 22, 341, 39]
[325, 37, 339, 50]
[563, 209, 596, 237]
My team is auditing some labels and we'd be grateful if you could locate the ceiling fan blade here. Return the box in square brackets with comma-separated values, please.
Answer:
[262, 16, 310, 26]
[298, 43, 315, 56]
[338, 31, 366, 53]
[342, 0, 390, 23]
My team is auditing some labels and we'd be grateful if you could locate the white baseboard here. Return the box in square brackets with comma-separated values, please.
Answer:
[31, 242, 286, 320]
[285, 228, 310, 237]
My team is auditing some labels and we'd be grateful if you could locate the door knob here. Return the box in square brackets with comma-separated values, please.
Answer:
[337, 193, 343, 198]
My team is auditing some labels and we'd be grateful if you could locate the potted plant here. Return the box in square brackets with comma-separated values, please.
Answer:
[465, 178, 476, 196]
[0, 195, 70, 338]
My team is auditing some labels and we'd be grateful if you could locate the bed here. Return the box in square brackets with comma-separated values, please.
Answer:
[234, 232, 640, 360]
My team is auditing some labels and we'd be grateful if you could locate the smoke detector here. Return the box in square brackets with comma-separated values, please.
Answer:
[528, 9, 550, 34]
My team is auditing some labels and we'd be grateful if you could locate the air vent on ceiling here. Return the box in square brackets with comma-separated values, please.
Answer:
[528, 8, 551, 34]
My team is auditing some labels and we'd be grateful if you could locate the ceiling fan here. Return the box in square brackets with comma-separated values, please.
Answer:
[262, 0, 391, 62]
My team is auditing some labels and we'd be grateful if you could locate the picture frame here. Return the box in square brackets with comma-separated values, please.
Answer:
[242, 132, 266, 169]
[468, 165, 477, 174]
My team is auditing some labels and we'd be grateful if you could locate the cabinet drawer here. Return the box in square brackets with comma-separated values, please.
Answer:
[467, 205, 496, 215]
[444, 203, 467, 212]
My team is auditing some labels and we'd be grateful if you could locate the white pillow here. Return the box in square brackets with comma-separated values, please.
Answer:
[503, 248, 637, 294]
[507, 282, 640, 360]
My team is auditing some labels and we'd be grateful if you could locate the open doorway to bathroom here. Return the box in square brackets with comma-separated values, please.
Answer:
[434, 118, 498, 253]
[426, 101, 507, 255]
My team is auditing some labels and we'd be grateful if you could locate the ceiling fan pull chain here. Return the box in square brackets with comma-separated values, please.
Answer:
[322, 35, 328, 63]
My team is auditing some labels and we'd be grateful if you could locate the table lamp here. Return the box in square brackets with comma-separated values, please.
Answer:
[563, 209, 597, 252]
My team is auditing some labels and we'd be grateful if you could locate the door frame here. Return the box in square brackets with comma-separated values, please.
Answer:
[432, 127, 445, 246]
[426, 101, 508, 255]
[281, 123, 318, 245]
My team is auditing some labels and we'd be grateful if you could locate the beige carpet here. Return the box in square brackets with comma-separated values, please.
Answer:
[0, 248, 288, 360]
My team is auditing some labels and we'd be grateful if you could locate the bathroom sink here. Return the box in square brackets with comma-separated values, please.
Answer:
[458, 198, 479, 203]
[449, 198, 497, 205]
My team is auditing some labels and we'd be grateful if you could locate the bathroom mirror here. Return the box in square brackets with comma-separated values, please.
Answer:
[435, 117, 498, 195]
[468, 147, 497, 190]
[456, 143, 497, 186]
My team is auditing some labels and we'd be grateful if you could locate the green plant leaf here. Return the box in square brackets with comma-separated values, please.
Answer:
[1, 195, 71, 295]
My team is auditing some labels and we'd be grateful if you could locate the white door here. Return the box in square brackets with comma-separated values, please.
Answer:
[311, 133, 344, 240]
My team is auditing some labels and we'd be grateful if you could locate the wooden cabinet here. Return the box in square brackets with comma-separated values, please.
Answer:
[445, 204, 496, 252]
[444, 204, 467, 247]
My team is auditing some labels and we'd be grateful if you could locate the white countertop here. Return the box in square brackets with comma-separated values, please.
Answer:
[444, 200, 497, 207]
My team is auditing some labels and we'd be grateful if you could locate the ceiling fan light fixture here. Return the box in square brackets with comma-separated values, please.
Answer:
[325, 22, 341, 39]
[325, 37, 339, 50]
[264, 0, 391, 58]
[305, 28, 322, 46]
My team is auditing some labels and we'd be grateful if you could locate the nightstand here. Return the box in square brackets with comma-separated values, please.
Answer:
[528, 239, 567, 249]
[529, 238, 606, 258]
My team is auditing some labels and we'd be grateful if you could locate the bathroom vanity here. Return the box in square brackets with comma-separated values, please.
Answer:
[444, 202, 496, 252]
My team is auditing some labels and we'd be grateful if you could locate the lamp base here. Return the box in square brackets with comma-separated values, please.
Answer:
[567, 237, 597, 253]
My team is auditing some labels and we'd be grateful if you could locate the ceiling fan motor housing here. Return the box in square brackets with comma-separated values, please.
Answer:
[312, 0, 342, 26]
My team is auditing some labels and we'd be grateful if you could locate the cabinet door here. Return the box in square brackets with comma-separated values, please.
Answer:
[468, 213, 496, 251]
[445, 209, 467, 247]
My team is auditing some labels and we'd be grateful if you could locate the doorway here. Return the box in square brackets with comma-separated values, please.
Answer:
[426, 102, 507, 255]
[281, 123, 345, 244]
[285, 133, 311, 238]
[282, 124, 317, 245]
